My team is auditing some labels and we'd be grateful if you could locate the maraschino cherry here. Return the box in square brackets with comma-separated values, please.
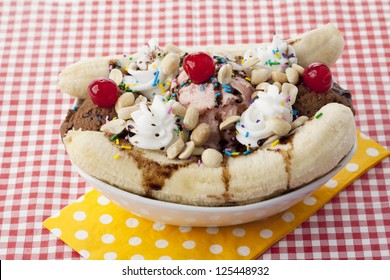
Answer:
[183, 52, 216, 84]
[303, 63, 333, 93]
[87, 78, 119, 108]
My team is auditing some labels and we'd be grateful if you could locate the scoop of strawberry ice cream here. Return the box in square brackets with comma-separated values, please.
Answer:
[172, 69, 255, 149]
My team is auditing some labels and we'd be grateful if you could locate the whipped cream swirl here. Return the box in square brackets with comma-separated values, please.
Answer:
[236, 85, 293, 148]
[123, 39, 168, 100]
[244, 35, 297, 72]
[129, 95, 177, 150]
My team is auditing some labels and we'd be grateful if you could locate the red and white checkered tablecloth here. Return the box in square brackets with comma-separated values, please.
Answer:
[0, 0, 389, 260]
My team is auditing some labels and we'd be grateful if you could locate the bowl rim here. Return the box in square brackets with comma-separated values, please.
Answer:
[73, 141, 357, 213]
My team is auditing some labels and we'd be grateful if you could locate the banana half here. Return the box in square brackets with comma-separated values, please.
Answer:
[64, 103, 356, 206]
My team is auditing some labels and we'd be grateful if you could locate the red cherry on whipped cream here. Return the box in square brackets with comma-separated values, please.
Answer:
[183, 52, 216, 84]
[87, 78, 119, 108]
[302, 63, 333, 93]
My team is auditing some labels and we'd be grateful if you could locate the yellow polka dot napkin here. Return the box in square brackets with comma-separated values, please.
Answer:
[44, 131, 389, 260]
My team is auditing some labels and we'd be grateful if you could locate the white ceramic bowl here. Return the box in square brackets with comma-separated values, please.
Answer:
[73, 142, 356, 227]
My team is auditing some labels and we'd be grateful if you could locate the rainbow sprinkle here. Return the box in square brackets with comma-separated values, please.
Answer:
[152, 71, 160, 87]
[271, 139, 280, 147]
[121, 145, 132, 150]
[315, 112, 323, 119]
[114, 154, 121, 160]
[224, 151, 233, 157]
[110, 134, 119, 141]
[158, 83, 165, 93]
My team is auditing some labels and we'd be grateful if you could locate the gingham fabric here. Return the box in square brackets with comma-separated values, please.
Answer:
[0, 0, 389, 260]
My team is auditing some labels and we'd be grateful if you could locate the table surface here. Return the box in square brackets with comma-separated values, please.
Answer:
[1, 0, 389, 260]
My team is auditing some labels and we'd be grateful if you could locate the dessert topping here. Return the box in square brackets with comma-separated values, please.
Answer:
[303, 63, 332, 93]
[235, 84, 295, 148]
[291, 63, 305, 75]
[87, 78, 119, 108]
[166, 138, 185, 159]
[250, 68, 271, 85]
[120, 40, 180, 100]
[117, 104, 140, 120]
[190, 123, 211, 146]
[217, 64, 233, 85]
[128, 95, 177, 150]
[114, 92, 135, 113]
[183, 106, 200, 130]
[183, 52, 216, 84]
[108, 68, 123, 85]
[271, 71, 288, 84]
[285, 67, 300, 84]
[178, 141, 195, 160]
[159, 53, 181, 76]
[201, 148, 223, 168]
[291, 116, 309, 130]
[100, 119, 126, 135]
[219, 115, 241, 131]
[243, 35, 298, 73]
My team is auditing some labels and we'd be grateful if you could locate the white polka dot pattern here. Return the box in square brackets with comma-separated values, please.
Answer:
[125, 218, 139, 228]
[232, 228, 246, 237]
[153, 222, 165, 231]
[281, 212, 295, 222]
[73, 211, 86, 221]
[206, 227, 219, 234]
[97, 196, 110, 206]
[101, 234, 115, 244]
[209, 244, 223, 254]
[260, 229, 273, 239]
[346, 163, 359, 172]
[51, 228, 62, 237]
[183, 240, 196, 249]
[100, 214, 113, 224]
[237, 246, 250, 256]
[325, 179, 338, 189]
[131, 254, 144, 260]
[303, 196, 317, 206]
[79, 250, 90, 259]
[366, 148, 379, 157]
[104, 252, 117, 260]
[75, 230, 88, 240]
[155, 239, 169, 248]
[128, 237, 142, 246]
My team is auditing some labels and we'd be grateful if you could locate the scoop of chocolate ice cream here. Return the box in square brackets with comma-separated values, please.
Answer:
[293, 82, 354, 118]
[60, 98, 117, 139]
